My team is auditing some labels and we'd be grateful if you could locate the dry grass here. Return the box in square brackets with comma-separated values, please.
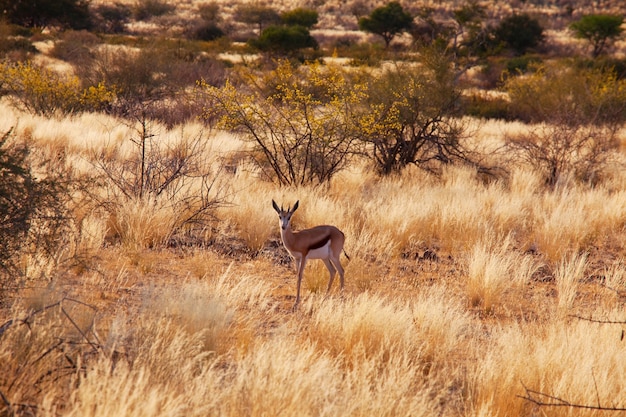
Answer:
[3, 93, 626, 417]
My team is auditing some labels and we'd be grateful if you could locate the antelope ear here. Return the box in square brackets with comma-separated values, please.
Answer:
[292, 200, 299, 212]
[272, 200, 280, 213]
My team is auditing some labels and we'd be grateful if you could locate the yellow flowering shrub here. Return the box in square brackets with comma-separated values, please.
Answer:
[0, 61, 116, 116]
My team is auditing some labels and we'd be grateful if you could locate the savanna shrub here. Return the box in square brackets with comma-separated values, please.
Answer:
[201, 60, 360, 186]
[0, 129, 74, 284]
[132, 0, 175, 21]
[506, 63, 626, 125]
[505, 64, 626, 186]
[49, 30, 100, 64]
[0, 61, 116, 116]
[91, 3, 132, 34]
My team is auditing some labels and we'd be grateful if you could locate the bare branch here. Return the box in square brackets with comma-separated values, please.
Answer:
[519, 383, 626, 411]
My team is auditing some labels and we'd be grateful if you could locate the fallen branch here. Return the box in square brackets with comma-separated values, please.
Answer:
[519, 382, 626, 411]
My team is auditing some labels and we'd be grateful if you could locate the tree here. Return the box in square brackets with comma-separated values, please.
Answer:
[251, 25, 318, 57]
[494, 13, 543, 55]
[358, 1, 413, 48]
[201, 61, 362, 186]
[452, 1, 494, 58]
[281, 7, 318, 28]
[234, 3, 280, 34]
[0, 0, 91, 29]
[570, 14, 624, 58]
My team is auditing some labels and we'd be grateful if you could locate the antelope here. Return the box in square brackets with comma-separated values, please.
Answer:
[272, 200, 349, 309]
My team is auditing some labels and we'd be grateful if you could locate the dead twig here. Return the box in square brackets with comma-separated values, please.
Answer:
[519, 382, 626, 411]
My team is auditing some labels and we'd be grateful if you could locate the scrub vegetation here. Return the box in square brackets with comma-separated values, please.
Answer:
[1, 0, 626, 416]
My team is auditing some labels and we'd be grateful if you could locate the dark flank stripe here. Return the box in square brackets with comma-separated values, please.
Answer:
[309, 234, 331, 250]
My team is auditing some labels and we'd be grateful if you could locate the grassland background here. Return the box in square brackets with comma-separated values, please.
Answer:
[2, 0, 626, 416]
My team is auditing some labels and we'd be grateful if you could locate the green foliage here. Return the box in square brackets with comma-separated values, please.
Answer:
[234, 4, 280, 34]
[251, 25, 318, 57]
[281, 8, 319, 28]
[505, 55, 542, 74]
[0, 61, 116, 116]
[463, 94, 510, 120]
[0, 0, 91, 30]
[201, 60, 362, 186]
[494, 14, 543, 55]
[358, 1, 413, 48]
[570, 14, 624, 58]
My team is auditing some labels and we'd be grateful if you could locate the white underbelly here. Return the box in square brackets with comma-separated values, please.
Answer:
[305, 241, 331, 260]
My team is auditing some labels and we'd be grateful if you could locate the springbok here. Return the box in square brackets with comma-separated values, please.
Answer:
[272, 200, 349, 308]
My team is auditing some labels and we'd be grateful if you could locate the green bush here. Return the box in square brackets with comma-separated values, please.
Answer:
[463, 94, 510, 120]
[358, 1, 413, 48]
[0, 0, 91, 29]
[494, 14, 543, 55]
[505, 55, 542, 74]
[190, 22, 224, 41]
[251, 25, 318, 57]
[281, 8, 318, 28]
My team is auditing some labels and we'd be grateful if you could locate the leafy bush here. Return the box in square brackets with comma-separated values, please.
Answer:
[49, 30, 100, 64]
[494, 13, 543, 55]
[190, 22, 224, 41]
[251, 25, 318, 57]
[354, 48, 481, 175]
[506, 63, 626, 125]
[505, 64, 626, 186]
[0, 0, 91, 29]
[0, 61, 116, 116]
[80, 43, 225, 125]
[463, 94, 510, 120]
[281, 8, 319, 28]
[132, 0, 176, 21]
[505, 55, 542, 74]
[201, 60, 360, 186]
[91, 2, 131, 33]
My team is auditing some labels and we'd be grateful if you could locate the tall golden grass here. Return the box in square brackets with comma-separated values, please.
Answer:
[3, 101, 626, 416]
